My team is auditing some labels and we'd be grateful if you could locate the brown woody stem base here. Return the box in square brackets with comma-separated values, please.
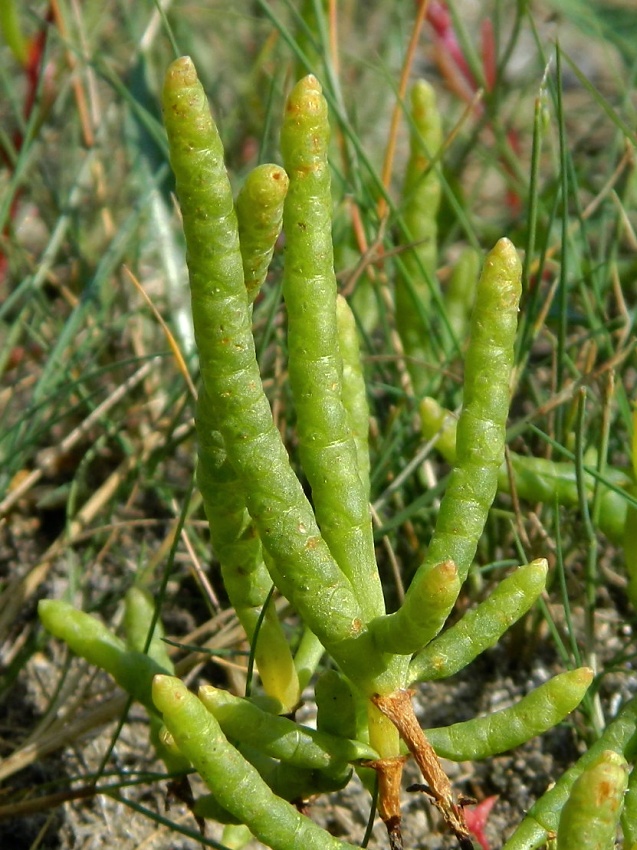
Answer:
[372, 689, 473, 850]
[364, 755, 409, 850]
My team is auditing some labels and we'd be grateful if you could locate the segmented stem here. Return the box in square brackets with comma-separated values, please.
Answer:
[371, 238, 522, 654]
[280, 74, 384, 621]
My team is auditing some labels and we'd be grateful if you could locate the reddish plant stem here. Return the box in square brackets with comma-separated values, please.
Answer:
[1, 5, 53, 281]
[424, 0, 522, 214]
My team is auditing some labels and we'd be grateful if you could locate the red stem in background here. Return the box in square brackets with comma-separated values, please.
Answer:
[481, 19, 497, 92]
[424, 1, 522, 214]
[426, 0, 478, 91]
[1, 5, 53, 281]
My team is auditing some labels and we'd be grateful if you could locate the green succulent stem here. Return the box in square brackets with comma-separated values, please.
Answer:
[197, 388, 300, 713]
[38, 599, 166, 713]
[409, 559, 548, 684]
[503, 695, 637, 850]
[395, 80, 443, 395]
[198, 684, 377, 768]
[371, 237, 522, 655]
[153, 675, 361, 850]
[426, 667, 592, 761]
[420, 395, 632, 545]
[556, 750, 628, 850]
[236, 163, 288, 305]
[280, 74, 384, 623]
[162, 57, 404, 698]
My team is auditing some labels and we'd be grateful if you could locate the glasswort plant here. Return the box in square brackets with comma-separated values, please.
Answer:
[40, 57, 595, 850]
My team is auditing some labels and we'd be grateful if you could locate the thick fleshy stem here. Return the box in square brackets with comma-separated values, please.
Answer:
[502, 695, 637, 850]
[153, 675, 361, 850]
[371, 238, 522, 654]
[395, 80, 444, 395]
[280, 74, 385, 623]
